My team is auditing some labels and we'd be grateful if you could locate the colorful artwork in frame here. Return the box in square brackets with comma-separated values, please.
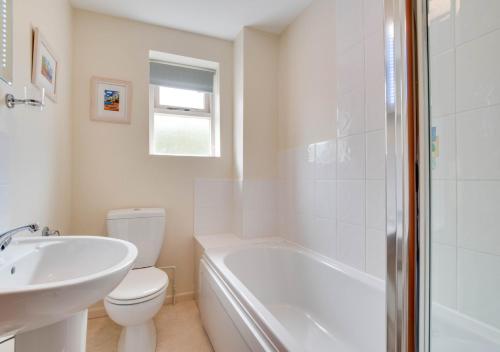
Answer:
[90, 77, 132, 124]
[32, 27, 58, 101]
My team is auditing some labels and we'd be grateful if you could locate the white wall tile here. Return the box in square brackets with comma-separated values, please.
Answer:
[456, 29, 500, 112]
[338, 180, 365, 226]
[338, 222, 365, 270]
[241, 180, 277, 237]
[455, 0, 500, 45]
[295, 144, 315, 182]
[277, 1, 387, 277]
[243, 180, 276, 211]
[338, 134, 366, 180]
[365, 31, 386, 132]
[242, 207, 276, 238]
[314, 180, 336, 219]
[426, 2, 500, 326]
[194, 179, 234, 236]
[336, 0, 364, 53]
[457, 105, 500, 179]
[430, 115, 456, 179]
[366, 130, 386, 179]
[315, 140, 337, 180]
[366, 228, 386, 279]
[337, 88, 365, 137]
[430, 50, 455, 117]
[431, 180, 456, 246]
[366, 180, 385, 231]
[458, 248, 500, 329]
[296, 179, 314, 216]
[293, 213, 315, 248]
[195, 179, 233, 208]
[432, 243, 457, 308]
[457, 181, 500, 256]
[428, 0, 454, 55]
[194, 206, 233, 236]
[313, 218, 337, 259]
[337, 42, 365, 95]
[363, 0, 384, 36]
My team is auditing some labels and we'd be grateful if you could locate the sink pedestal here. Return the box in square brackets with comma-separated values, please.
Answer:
[15, 310, 87, 352]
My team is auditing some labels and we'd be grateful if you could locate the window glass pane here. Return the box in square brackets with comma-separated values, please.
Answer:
[158, 86, 206, 110]
[153, 114, 211, 156]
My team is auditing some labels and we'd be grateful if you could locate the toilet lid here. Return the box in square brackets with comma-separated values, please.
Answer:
[107, 267, 169, 301]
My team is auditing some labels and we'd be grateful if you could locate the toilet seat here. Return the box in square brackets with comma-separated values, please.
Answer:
[106, 267, 169, 305]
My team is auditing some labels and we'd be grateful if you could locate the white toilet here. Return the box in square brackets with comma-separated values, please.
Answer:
[104, 208, 168, 352]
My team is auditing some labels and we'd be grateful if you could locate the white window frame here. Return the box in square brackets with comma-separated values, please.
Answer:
[148, 51, 221, 158]
[153, 85, 212, 115]
[149, 85, 216, 157]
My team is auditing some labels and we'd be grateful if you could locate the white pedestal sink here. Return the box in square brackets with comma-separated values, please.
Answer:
[0, 236, 137, 350]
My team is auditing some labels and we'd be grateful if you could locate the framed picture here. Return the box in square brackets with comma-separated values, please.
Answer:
[90, 76, 132, 124]
[32, 27, 58, 101]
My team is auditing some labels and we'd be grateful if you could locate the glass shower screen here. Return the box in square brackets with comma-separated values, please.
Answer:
[427, 0, 500, 350]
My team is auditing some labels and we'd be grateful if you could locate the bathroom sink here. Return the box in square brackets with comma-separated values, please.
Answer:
[0, 236, 137, 336]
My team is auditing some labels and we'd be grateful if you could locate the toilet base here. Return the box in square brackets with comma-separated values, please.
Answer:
[117, 320, 157, 352]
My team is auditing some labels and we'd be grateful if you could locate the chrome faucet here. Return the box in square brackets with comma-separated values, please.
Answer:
[41, 226, 60, 237]
[0, 224, 39, 251]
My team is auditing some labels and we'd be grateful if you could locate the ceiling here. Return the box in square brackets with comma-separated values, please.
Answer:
[70, 0, 313, 40]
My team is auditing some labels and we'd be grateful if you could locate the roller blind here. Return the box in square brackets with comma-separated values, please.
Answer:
[149, 61, 215, 93]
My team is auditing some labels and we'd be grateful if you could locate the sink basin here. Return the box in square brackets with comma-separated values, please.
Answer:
[0, 236, 137, 336]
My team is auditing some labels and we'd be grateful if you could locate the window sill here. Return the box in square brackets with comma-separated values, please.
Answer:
[149, 152, 221, 158]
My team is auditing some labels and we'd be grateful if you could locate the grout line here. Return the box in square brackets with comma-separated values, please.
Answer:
[362, 9, 368, 272]
[430, 240, 500, 259]
[455, 246, 500, 258]
[452, 26, 459, 304]
[455, 179, 500, 182]
[430, 112, 455, 120]
[455, 101, 500, 116]
[454, 26, 500, 50]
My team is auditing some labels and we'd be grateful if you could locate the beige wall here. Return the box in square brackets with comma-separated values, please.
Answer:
[232, 28, 278, 237]
[71, 10, 234, 295]
[233, 31, 244, 180]
[242, 28, 279, 180]
[0, 0, 73, 233]
[278, 0, 337, 150]
[233, 27, 279, 180]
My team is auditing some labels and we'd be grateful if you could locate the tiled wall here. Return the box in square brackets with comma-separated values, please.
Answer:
[429, 0, 500, 330]
[235, 179, 277, 238]
[194, 179, 277, 237]
[195, 0, 386, 279]
[194, 179, 234, 236]
[278, 0, 386, 279]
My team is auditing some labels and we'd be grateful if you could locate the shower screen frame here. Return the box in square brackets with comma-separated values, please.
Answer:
[384, 0, 431, 351]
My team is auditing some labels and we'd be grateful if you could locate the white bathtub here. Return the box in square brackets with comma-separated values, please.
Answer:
[198, 241, 385, 352]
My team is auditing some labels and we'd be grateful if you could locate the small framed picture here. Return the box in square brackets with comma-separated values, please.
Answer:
[32, 27, 58, 101]
[90, 76, 132, 124]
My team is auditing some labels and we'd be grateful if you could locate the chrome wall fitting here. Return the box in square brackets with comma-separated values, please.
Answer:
[5, 93, 45, 109]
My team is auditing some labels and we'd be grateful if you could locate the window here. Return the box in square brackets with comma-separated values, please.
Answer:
[149, 53, 220, 157]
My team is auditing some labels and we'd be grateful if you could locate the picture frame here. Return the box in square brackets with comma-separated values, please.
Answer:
[32, 27, 58, 101]
[90, 76, 132, 124]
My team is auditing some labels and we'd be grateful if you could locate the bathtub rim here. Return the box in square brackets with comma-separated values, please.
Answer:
[203, 240, 385, 351]
[201, 256, 293, 351]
